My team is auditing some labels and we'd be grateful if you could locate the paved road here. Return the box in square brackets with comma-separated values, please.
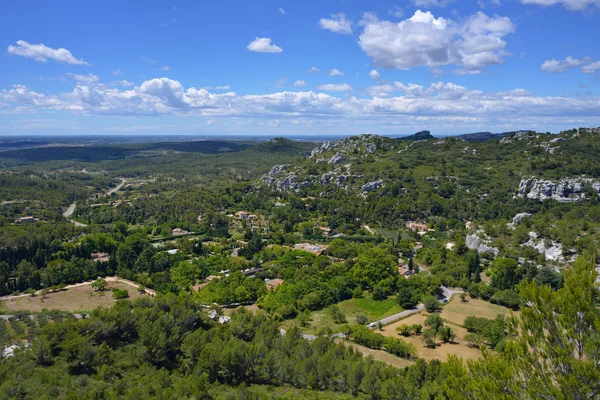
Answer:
[371, 304, 426, 327]
[63, 178, 125, 227]
[106, 178, 126, 196]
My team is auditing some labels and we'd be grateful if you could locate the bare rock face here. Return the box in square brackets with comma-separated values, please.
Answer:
[466, 234, 499, 257]
[512, 212, 532, 225]
[518, 177, 600, 202]
[361, 180, 383, 193]
[328, 153, 345, 165]
[262, 165, 309, 192]
[466, 235, 481, 250]
[523, 232, 564, 262]
[268, 164, 289, 175]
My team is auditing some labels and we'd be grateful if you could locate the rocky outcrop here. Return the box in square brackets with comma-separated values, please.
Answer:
[523, 232, 564, 262]
[511, 212, 532, 226]
[500, 130, 537, 144]
[361, 180, 383, 193]
[321, 173, 349, 186]
[328, 153, 345, 165]
[466, 234, 499, 257]
[518, 177, 600, 202]
[309, 134, 386, 158]
[268, 164, 289, 175]
[262, 166, 310, 192]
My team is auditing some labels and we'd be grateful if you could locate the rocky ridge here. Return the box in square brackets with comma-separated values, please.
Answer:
[518, 177, 600, 202]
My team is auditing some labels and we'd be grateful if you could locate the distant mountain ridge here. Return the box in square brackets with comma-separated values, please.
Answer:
[457, 130, 535, 141]
[396, 130, 435, 141]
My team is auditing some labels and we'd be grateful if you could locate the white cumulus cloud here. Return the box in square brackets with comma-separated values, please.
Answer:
[412, 0, 453, 7]
[68, 73, 100, 82]
[329, 69, 344, 76]
[293, 80, 307, 87]
[320, 13, 352, 34]
[369, 70, 382, 83]
[358, 10, 514, 74]
[308, 67, 320, 73]
[7, 40, 89, 66]
[541, 56, 590, 73]
[2, 78, 600, 135]
[247, 37, 283, 53]
[582, 61, 600, 74]
[317, 83, 353, 91]
[521, 0, 600, 10]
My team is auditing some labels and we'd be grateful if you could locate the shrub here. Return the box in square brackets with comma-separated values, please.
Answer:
[355, 314, 368, 325]
[464, 316, 490, 333]
[422, 328, 437, 348]
[464, 332, 486, 348]
[328, 305, 347, 324]
[437, 326, 456, 343]
[411, 324, 422, 335]
[424, 313, 443, 331]
[423, 296, 441, 313]
[111, 288, 129, 299]
[491, 290, 522, 310]
[396, 323, 411, 336]
[383, 337, 416, 359]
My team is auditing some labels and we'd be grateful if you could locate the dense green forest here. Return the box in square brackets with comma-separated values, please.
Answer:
[1, 129, 599, 398]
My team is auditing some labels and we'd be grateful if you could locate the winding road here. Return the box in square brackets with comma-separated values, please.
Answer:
[63, 178, 126, 227]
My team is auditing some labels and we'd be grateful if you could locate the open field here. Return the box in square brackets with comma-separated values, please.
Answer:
[1, 281, 145, 313]
[442, 297, 513, 323]
[281, 293, 403, 334]
[381, 313, 482, 361]
[335, 338, 415, 369]
[378, 297, 514, 362]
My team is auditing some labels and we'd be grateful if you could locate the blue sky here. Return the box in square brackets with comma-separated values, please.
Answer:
[1, 0, 599, 136]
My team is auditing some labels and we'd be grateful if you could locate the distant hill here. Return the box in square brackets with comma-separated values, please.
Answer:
[396, 130, 435, 141]
[250, 137, 315, 154]
[457, 130, 535, 142]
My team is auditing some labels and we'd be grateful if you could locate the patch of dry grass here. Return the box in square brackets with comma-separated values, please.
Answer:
[1, 281, 144, 313]
[381, 312, 483, 361]
[335, 338, 415, 369]
[442, 297, 513, 323]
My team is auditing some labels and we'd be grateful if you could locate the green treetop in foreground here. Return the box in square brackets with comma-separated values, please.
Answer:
[446, 252, 600, 400]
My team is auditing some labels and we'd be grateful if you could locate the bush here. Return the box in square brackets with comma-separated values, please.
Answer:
[423, 296, 441, 313]
[491, 290, 522, 310]
[437, 326, 455, 343]
[383, 337, 416, 359]
[396, 323, 411, 336]
[328, 305, 347, 324]
[111, 288, 129, 299]
[372, 285, 387, 301]
[278, 304, 298, 320]
[464, 332, 486, 348]
[349, 324, 385, 349]
[464, 316, 490, 333]
[422, 328, 437, 348]
[355, 314, 368, 325]
[411, 324, 422, 335]
[352, 287, 363, 298]
[424, 313, 443, 331]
